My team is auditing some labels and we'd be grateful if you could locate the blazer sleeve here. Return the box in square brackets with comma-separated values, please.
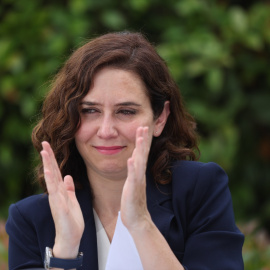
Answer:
[6, 203, 44, 269]
[178, 162, 244, 270]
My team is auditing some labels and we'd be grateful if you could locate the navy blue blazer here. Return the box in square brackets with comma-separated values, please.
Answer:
[6, 161, 244, 269]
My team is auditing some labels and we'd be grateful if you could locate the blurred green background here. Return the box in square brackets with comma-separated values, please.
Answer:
[0, 0, 270, 268]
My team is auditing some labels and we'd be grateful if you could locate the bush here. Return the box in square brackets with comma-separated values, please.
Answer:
[0, 220, 8, 269]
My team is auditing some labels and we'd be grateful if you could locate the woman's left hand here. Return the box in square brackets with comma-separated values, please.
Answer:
[120, 127, 185, 270]
[120, 126, 152, 232]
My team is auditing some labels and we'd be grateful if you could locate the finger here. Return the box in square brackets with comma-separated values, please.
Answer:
[43, 142, 62, 182]
[127, 157, 136, 184]
[135, 126, 149, 157]
[139, 127, 149, 157]
[142, 126, 149, 158]
[40, 150, 58, 194]
[42, 142, 57, 174]
[140, 127, 149, 178]
[42, 141, 63, 183]
[134, 137, 144, 166]
[136, 126, 144, 140]
[134, 128, 148, 182]
[64, 175, 75, 192]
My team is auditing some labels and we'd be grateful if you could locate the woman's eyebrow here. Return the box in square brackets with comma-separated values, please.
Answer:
[80, 101, 99, 106]
[80, 101, 141, 107]
[115, 102, 141, 107]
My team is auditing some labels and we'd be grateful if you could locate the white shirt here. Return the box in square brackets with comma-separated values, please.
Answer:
[93, 209, 111, 270]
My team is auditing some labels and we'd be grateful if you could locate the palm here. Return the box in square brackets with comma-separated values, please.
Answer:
[121, 127, 151, 231]
[41, 142, 84, 249]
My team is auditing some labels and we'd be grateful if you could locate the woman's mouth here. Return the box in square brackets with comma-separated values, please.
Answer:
[94, 146, 125, 155]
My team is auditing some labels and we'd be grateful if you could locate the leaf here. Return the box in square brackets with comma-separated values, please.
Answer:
[205, 68, 223, 93]
[101, 10, 126, 30]
[229, 6, 248, 34]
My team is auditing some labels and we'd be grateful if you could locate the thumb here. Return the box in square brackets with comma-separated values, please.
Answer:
[63, 175, 75, 192]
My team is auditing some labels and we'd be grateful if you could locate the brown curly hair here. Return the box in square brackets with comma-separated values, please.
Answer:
[32, 31, 199, 191]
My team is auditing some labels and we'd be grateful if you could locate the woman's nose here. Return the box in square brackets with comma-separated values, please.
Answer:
[97, 116, 118, 139]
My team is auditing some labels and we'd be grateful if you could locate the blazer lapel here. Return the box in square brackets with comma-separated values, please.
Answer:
[76, 187, 99, 270]
[146, 171, 175, 240]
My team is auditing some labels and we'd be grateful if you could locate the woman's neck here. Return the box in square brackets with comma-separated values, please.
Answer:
[88, 170, 125, 242]
[87, 169, 125, 215]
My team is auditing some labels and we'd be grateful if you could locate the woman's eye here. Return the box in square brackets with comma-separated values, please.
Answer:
[118, 109, 136, 115]
[81, 108, 99, 114]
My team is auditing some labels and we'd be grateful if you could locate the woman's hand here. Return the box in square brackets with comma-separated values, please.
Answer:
[41, 141, 84, 258]
[120, 127, 184, 270]
[120, 126, 152, 232]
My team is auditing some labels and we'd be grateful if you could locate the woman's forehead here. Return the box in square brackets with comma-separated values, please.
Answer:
[82, 68, 150, 103]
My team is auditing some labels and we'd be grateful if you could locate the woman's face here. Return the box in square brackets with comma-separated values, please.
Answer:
[75, 67, 169, 181]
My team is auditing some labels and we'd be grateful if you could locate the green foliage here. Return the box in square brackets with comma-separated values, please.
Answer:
[0, 0, 270, 241]
[240, 221, 270, 270]
[0, 220, 8, 269]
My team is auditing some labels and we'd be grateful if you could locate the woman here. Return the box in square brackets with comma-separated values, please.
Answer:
[6, 32, 244, 270]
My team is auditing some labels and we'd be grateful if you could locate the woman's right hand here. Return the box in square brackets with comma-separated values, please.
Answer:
[41, 141, 85, 258]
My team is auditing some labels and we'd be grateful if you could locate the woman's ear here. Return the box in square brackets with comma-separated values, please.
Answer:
[153, 101, 170, 137]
